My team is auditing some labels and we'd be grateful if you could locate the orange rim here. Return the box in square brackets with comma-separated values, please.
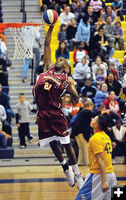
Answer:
[0, 23, 42, 32]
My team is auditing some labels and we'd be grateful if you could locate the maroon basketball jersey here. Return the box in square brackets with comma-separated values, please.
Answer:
[34, 67, 67, 110]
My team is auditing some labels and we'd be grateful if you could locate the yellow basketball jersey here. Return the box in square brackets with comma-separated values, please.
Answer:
[88, 131, 114, 174]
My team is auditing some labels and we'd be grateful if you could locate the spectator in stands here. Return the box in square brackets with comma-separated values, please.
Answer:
[114, 21, 124, 50]
[95, 68, 105, 89]
[105, 72, 122, 97]
[91, 27, 112, 61]
[101, 5, 117, 24]
[60, 6, 75, 26]
[64, 64, 76, 87]
[66, 18, 77, 51]
[0, 84, 14, 124]
[73, 42, 88, 64]
[0, 33, 7, 45]
[107, 62, 118, 80]
[0, 58, 8, 87]
[84, 0, 106, 22]
[112, 0, 124, 21]
[79, 93, 92, 106]
[117, 53, 126, 83]
[92, 56, 107, 82]
[94, 83, 108, 109]
[0, 103, 12, 135]
[58, 24, 67, 42]
[110, 119, 126, 163]
[104, 90, 121, 115]
[57, 0, 70, 13]
[15, 93, 36, 149]
[73, 55, 91, 93]
[103, 16, 115, 58]
[81, 78, 97, 100]
[70, 0, 82, 22]
[75, 14, 90, 52]
[85, 5, 98, 26]
[55, 41, 69, 60]
[62, 93, 73, 118]
[41, 0, 59, 12]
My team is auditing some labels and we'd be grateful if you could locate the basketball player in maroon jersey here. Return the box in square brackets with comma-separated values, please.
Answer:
[33, 26, 84, 190]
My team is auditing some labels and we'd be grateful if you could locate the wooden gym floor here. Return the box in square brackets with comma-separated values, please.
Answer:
[0, 165, 125, 200]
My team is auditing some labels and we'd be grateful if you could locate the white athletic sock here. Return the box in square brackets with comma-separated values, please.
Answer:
[60, 159, 67, 166]
[72, 164, 80, 175]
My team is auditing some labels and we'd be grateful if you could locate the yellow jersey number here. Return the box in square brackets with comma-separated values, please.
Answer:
[105, 142, 112, 154]
[44, 82, 52, 91]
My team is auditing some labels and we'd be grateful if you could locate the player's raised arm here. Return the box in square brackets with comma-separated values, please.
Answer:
[43, 26, 54, 71]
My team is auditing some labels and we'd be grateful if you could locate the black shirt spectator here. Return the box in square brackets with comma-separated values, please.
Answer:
[81, 78, 97, 99]
[105, 72, 122, 96]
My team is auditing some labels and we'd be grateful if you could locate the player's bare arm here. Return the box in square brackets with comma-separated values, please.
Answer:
[43, 26, 54, 71]
[66, 77, 79, 105]
[96, 152, 109, 193]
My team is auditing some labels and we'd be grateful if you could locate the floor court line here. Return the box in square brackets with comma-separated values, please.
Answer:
[0, 177, 126, 184]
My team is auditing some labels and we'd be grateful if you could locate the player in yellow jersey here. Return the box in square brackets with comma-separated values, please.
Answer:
[76, 114, 117, 200]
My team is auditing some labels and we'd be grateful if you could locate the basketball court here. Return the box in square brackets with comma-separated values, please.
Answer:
[0, 165, 126, 200]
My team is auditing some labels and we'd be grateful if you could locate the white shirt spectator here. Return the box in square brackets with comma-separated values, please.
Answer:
[92, 63, 107, 81]
[60, 6, 75, 26]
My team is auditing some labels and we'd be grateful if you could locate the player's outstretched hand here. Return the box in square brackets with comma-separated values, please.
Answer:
[102, 181, 109, 193]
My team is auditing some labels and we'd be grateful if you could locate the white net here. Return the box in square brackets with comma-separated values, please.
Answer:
[9, 25, 41, 59]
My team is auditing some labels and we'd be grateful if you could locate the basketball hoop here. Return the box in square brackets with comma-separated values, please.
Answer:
[0, 23, 42, 59]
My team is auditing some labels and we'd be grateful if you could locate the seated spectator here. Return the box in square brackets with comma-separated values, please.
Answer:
[0, 58, 8, 86]
[101, 5, 117, 24]
[91, 27, 112, 61]
[95, 68, 105, 89]
[92, 56, 107, 81]
[64, 64, 76, 87]
[114, 21, 124, 50]
[107, 61, 118, 80]
[70, 0, 82, 22]
[104, 90, 121, 115]
[105, 72, 122, 97]
[117, 53, 126, 83]
[58, 24, 67, 42]
[57, 0, 70, 14]
[112, 0, 124, 21]
[41, 0, 59, 12]
[73, 56, 91, 93]
[73, 42, 88, 64]
[103, 16, 115, 58]
[79, 93, 92, 106]
[55, 41, 69, 60]
[84, 0, 106, 22]
[62, 93, 73, 115]
[75, 14, 90, 52]
[60, 6, 75, 26]
[81, 78, 97, 100]
[66, 18, 77, 51]
[0, 84, 14, 124]
[94, 83, 108, 109]
[110, 119, 126, 163]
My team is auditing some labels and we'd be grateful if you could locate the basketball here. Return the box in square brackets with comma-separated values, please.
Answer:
[42, 9, 58, 26]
